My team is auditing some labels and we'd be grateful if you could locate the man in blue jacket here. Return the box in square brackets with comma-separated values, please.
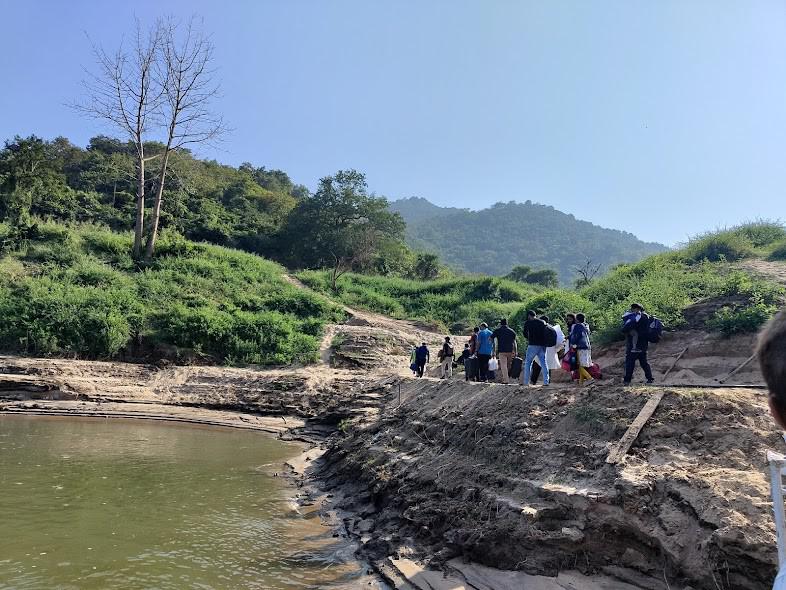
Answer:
[622, 303, 654, 385]
[476, 323, 494, 382]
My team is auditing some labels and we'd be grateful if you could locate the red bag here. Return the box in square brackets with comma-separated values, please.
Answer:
[588, 363, 602, 379]
[561, 350, 576, 372]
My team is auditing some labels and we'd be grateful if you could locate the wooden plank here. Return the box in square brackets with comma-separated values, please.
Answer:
[606, 391, 666, 464]
[719, 353, 757, 384]
[661, 347, 688, 381]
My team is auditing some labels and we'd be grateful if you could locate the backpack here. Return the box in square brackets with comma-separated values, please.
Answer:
[444, 344, 454, 358]
[543, 325, 558, 347]
[648, 316, 664, 343]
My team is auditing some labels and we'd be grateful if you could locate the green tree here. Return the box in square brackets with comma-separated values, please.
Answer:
[282, 170, 405, 290]
[505, 265, 533, 283]
[412, 252, 440, 280]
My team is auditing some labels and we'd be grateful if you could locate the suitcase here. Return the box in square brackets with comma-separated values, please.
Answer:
[465, 356, 479, 381]
[588, 363, 602, 379]
[509, 356, 523, 379]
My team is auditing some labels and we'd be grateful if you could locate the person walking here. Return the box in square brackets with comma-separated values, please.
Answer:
[476, 323, 494, 382]
[468, 326, 479, 355]
[622, 303, 654, 385]
[530, 315, 564, 384]
[439, 336, 455, 379]
[491, 318, 518, 384]
[522, 311, 550, 386]
[415, 342, 430, 378]
[568, 313, 593, 384]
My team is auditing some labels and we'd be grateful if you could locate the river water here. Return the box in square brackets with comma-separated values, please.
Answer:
[0, 415, 370, 589]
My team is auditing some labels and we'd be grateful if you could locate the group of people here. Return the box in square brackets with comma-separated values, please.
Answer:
[410, 302, 658, 386]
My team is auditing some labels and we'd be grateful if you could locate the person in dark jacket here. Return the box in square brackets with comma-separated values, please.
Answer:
[457, 344, 472, 381]
[522, 310, 549, 386]
[622, 303, 654, 385]
[491, 318, 518, 384]
[415, 342, 430, 378]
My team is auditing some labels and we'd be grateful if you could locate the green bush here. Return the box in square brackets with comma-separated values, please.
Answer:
[0, 222, 341, 364]
[768, 239, 786, 261]
[509, 291, 595, 332]
[732, 221, 786, 248]
[683, 231, 755, 263]
[707, 303, 777, 336]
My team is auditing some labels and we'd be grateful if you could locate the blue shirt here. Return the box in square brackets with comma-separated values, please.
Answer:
[415, 345, 429, 361]
[477, 328, 494, 355]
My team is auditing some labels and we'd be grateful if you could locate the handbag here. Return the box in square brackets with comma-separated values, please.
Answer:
[488, 357, 499, 371]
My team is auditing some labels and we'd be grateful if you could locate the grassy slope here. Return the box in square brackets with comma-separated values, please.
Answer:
[300, 223, 786, 343]
[0, 222, 343, 364]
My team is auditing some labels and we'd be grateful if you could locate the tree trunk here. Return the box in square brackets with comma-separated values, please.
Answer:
[132, 155, 145, 260]
[144, 149, 171, 261]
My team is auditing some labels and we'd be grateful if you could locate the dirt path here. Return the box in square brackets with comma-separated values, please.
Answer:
[740, 259, 786, 285]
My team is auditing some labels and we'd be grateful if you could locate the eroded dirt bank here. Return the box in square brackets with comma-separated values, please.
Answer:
[319, 379, 782, 590]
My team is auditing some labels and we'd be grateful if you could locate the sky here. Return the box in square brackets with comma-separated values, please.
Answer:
[1, 1, 784, 246]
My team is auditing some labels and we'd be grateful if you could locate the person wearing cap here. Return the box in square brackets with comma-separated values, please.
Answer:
[439, 336, 455, 379]
[491, 318, 518, 384]
[522, 310, 550, 386]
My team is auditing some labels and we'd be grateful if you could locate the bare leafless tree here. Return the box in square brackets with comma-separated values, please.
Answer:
[573, 257, 602, 288]
[74, 19, 163, 260]
[144, 17, 225, 261]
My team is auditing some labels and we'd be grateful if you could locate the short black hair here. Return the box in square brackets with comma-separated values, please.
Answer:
[500, 318, 508, 325]
[541, 315, 550, 323]
[758, 311, 786, 418]
[527, 310, 537, 318]
[576, 313, 586, 323]
[631, 303, 644, 311]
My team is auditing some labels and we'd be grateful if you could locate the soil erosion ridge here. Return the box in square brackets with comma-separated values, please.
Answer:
[0, 272, 783, 590]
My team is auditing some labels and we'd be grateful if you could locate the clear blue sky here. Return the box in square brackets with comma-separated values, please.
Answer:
[2, 1, 784, 245]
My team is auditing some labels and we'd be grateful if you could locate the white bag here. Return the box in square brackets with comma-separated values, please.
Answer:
[488, 357, 499, 371]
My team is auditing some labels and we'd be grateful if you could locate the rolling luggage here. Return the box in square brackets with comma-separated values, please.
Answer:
[509, 356, 523, 379]
[465, 356, 479, 381]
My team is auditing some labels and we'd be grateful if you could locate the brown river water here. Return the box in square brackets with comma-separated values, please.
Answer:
[0, 415, 372, 589]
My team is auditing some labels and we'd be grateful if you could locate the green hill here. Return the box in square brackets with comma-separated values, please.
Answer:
[390, 198, 667, 284]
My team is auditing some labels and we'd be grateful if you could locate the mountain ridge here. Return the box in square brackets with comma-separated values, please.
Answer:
[390, 197, 667, 284]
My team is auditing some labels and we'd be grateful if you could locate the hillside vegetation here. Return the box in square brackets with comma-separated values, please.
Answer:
[303, 222, 786, 343]
[390, 197, 667, 284]
[0, 222, 342, 364]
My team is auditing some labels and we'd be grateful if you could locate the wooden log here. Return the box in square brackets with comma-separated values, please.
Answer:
[661, 347, 688, 382]
[606, 391, 666, 464]
[719, 353, 757, 384]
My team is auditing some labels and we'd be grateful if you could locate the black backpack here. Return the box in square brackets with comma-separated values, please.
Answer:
[543, 324, 558, 347]
[648, 317, 664, 343]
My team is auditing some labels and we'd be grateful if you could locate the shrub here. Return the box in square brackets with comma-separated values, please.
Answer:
[509, 291, 595, 332]
[707, 303, 777, 336]
[732, 221, 786, 248]
[768, 239, 786, 261]
[0, 222, 339, 364]
[683, 231, 755, 263]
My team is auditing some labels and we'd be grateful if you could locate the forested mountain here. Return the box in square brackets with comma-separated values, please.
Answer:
[390, 197, 667, 284]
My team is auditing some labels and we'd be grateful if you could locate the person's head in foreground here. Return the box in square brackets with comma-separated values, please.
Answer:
[421, 342, 427, 347]
[445, 336, 451, 343]
[500, 318, 508, 326]
[758, 310, 786, 429]
[541, 315, 550, 323]
[527, 310, 537, 320]
[630, 303, 643, 313]
[480, 322, 488, 329]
